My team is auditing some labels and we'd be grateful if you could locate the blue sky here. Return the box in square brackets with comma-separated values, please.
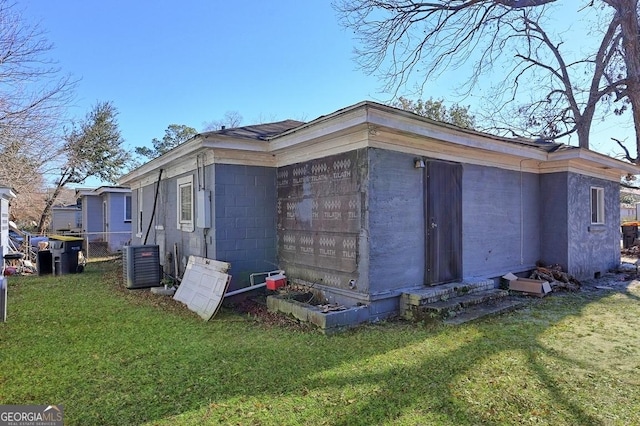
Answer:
[19, 0, 637, 183]
[21, 1, 391, 152]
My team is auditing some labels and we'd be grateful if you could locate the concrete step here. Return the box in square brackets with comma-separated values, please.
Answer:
[443, 298, 527, 325]
[422, 289, 509, 318]
[400, 279, 496, 320]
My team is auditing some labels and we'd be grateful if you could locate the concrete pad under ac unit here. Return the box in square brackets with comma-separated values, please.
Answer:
[173, 256, 231, 320]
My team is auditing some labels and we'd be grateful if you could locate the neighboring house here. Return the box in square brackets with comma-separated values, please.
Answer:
[76, 186, 132, 253]
[0, 187, 16, 264]
[50, 204, 82, 233]
[621, 204, 636, 222]
[119, 101, 638, 320]
[620, 187, 640, 222]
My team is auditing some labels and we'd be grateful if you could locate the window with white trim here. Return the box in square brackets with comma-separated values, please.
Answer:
[124, 195, 132, 222]
[590, 187, 605, 224]
[177, 175, 194, 232]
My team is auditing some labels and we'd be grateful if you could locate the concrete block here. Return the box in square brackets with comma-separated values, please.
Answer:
[235, 195, 256, 207]
[225, 206, 247, 218]
[245, 227, 263, 239]
[235, 216, 257, 228]
[215, 239, 236, 252]
[235, 238, 258, 250]
[223, 227, 244, 240]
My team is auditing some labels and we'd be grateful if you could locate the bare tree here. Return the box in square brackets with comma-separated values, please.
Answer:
[335, 0, 640, 159]
[202, 111, 243, 131]
[603, 0, 640, 162]
[0, 0, 75, 224]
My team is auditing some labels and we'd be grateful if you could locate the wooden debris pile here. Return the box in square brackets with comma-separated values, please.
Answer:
[529, 264, 581, 292]
[621, 245, 640, 256]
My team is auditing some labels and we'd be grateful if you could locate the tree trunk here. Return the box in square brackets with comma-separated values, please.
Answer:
[37, 184, 65, 234]
[610, 0, 640, 163]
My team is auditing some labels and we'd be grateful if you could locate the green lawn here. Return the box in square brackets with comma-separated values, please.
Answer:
[1, 260, 639, 425]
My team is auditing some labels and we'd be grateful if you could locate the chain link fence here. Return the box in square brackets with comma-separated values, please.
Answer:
[43, 231, 131, 260]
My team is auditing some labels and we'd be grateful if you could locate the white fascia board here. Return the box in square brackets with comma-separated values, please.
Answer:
[93, 186, 131, 195]
[547, 148, 640, 175]
[539, 159, 625, 181]
[268, 107, 369, 152]
[366, 107, 550, 161]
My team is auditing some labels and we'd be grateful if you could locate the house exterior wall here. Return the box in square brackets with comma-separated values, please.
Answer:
[214, 164, 277, 289]
[82, 196, 103, 239]
[106, 193, 129, 233]
[50, 208, 81, 232]
[540, 172, 620, 280]
[131, 164, 276, 290]
[133, 181, 161, 245]
[277, 150, 367, 305]
[462, 164, 541, 277]
[367, 148, 424, 291]
[155, 172, 207, 277]
[540, 173, 569, 269]
[567, 173, 620, 279]
[105, 193, 132, 251]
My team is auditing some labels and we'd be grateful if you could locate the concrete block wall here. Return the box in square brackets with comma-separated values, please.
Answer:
[566, 173, 620, 279]
[276, 150, 366, 299]
[540, 173, 569, 269]
[214, 164, 278, 288]
[462, 164, 541, 278]
[367, 148, 425, 292]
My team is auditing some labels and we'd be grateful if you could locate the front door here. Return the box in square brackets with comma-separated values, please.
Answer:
[425, 160, 462, 285]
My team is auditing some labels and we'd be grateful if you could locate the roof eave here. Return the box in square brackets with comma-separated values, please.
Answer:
[548, 148, 640, 175]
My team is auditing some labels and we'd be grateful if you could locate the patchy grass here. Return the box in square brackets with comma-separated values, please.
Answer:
[1, 261, 639, 425]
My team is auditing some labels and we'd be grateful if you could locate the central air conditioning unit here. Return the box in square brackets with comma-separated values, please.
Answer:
[123, 245, 161, 289]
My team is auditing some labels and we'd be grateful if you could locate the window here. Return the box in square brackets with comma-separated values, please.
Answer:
[177, 175, 194, 232]
[590, 187, 604, 224]
[124, 195, 132, 222]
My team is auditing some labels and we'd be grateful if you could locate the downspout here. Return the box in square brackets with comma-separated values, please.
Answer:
[197, 153, 210, 258]
[143, 169, 163, 245]
[520, 159, 526, 265]
[422, 158, 429, 285]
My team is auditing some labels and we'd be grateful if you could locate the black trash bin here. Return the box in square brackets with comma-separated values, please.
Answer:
[49, 236, 84, 275]
[622, 222, 639, 249]
[37, 250, 53, 275]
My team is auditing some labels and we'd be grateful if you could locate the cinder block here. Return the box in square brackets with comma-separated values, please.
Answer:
[235, 239, 258, 250]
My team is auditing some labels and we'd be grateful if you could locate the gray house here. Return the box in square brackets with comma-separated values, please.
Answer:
[119, 101, 638, 319]
[76, 186, 132, 253]
[50, 204, 82, 233]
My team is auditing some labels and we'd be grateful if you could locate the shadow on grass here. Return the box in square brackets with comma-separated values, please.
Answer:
[1, 261, 636, 425]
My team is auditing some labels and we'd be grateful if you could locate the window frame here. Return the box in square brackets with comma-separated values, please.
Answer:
[177, 175, 194, 232]
[124, 195, 132, 223]
[590, 186, 605, 225]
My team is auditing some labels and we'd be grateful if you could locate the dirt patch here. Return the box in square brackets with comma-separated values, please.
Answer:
[230, 297, 316, 331]
[104, 258, 315, 329]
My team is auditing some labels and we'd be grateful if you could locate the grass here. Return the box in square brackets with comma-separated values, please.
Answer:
[1, 260, 640, 425]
